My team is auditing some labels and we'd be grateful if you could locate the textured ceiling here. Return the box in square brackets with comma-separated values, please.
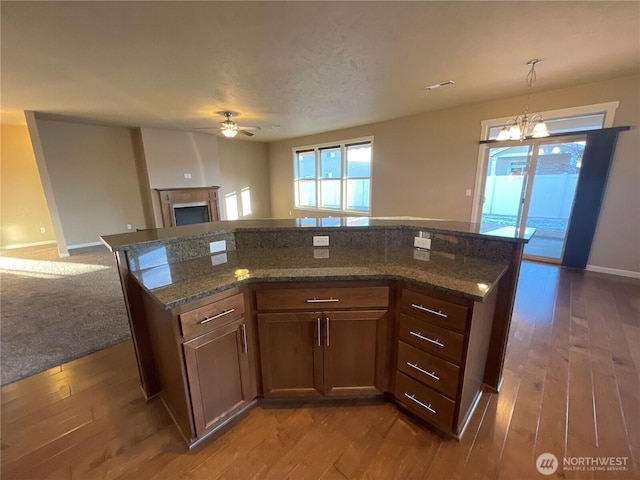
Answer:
[1, 1, 639, 141]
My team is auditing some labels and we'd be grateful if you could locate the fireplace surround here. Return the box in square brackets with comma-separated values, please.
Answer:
[157, 187, 220, 227]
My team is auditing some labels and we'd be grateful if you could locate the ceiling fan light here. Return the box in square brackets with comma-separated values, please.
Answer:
[222, 128, 238, 138]
[532, 120, 550, 138]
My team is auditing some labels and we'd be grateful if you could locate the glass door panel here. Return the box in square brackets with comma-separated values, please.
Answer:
[481, 145, 533, 235]
[523, 140, 585, 259]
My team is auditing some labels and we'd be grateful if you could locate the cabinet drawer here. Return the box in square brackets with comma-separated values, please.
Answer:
[256, 286, 388, 311]
[395, 372, 455, 432]
[397, 341, 460, 398]
[398, 314, 465, 364]
[401, 289, 468, 331]
[180, 293, 245, 339]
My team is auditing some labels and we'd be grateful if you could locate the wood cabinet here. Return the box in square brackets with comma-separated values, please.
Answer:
[393, 284, 496, 438]
[180, 291, 256, 438]
[256, 284, 390, 398]
[140, 286, 257, 446]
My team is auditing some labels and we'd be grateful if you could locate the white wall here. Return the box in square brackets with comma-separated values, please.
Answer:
[138, 128, 222, 226]
[217, 138, 271, 220]
[33, 118, 147, 247]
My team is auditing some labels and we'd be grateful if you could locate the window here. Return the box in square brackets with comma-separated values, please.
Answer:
[481, 101, 619, 141]
[293, 137, 373, 214]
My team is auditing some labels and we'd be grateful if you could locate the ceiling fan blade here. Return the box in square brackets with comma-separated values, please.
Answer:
[238, 129, 254, 137]
[236, 125, 261, 131]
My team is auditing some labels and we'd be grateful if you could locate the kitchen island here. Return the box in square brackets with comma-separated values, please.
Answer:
[101, 217, 532, 446]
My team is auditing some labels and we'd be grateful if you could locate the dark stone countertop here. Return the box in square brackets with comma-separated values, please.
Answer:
[133, 245, 508, 310]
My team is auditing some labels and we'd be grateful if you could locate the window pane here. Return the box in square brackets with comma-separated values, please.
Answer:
[346, 179, 370, 211]
[320, 179, 341, 209]
[487, 112, 605, 140]
[295, 151, 316, 179]
[346, 143, 371, 178]
[320, 147, 341, 178]
[298, 180, 316, 207]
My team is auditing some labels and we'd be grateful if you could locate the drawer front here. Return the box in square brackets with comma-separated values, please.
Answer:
[401, 289, 469, 332]
[398, 314, 465, 364]
[180, 293, 245, 339]
[397, 341, 460, 399]
[256, 287, 389, 311]
[395, 372, 455, 432]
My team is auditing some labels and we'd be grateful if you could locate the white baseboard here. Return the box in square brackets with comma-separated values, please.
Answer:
[586, 265, 640, 279]
[67, 241, 104, 250]
[0, 240, 57, 250]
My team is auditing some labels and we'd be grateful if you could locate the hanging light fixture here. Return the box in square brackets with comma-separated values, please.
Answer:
[496, 59, 550, 141]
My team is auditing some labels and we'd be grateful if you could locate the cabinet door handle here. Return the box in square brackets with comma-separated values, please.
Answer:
[317, 317, 322, 347]
[409, 331, 444, 347]
[326, 317, 330, 346]
[411, 303, 447, 318]
[200, 308, 235, 324]
[241, 324, 248, 353]
[404, 393, 436, 414]
[307, 298, 340, 303]
[407, 362, 440, 381]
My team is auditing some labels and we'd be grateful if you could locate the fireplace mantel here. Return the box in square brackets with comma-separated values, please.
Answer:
[156, 187, 220, 227]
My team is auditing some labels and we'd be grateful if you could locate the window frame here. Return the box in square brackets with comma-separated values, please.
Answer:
[471, 101, 619, 223]
[292, 136, 374, 215]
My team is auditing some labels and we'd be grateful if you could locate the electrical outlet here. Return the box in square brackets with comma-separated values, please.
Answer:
[127, 224, 132, 230]
[313, 235, 330, 247]
[40, 227, 46, 233]
[414, 237, 432, 250]
[209, 240, 226, 254]
[184, 172, 192, 179]
[466, 189, 472, 197]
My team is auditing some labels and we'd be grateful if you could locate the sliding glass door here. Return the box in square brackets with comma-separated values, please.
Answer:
[481, 136, 586, 262]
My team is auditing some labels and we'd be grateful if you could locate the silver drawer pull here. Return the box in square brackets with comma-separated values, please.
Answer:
[407, 362, 440, 381]
[200, 308, 235, 324]
[409, 331, 444, 347]
[307, 298, 340, 303]
[404, 393, 436, 414]
[411, 303, 447, 318]
[241, 324, 248, 353]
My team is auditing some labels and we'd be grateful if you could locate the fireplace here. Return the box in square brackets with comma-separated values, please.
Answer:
[174, 202, 210, 226]
[157, 187, 220, 227]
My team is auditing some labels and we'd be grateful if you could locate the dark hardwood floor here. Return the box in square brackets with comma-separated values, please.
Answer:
[1, 261, 638, 479]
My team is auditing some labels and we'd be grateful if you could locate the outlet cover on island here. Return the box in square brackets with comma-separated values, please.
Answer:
[313, 235, 330, 247]
[210, 240, 227, 254]
[414, 237, 431, 250]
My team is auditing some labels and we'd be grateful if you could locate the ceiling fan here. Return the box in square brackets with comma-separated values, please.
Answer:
[196, 111, 260, 137]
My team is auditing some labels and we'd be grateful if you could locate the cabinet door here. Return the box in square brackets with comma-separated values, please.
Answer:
[258, 312, 324, 398]
[323, 310, 388, 396]
[183, 318, 253, 437]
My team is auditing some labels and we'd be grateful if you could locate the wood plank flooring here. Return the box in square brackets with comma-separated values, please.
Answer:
[2, 262, 639, 479]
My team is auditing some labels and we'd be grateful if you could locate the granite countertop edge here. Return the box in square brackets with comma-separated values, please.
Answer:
[144, 266, 508, 311]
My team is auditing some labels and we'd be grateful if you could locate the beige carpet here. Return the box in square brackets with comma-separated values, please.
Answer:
[0, 244, 131, 385]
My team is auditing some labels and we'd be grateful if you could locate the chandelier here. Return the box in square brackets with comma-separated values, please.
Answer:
[496, 59, 550, 141]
